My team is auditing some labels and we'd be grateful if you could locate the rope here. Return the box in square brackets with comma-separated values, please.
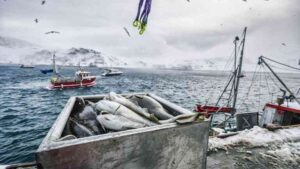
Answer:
[133, 0, 152, 35]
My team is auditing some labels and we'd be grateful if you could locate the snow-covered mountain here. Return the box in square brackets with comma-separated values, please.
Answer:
[0, 36, 39, 63]
[0, 36, 129, 67]
[0, 36, 219, 70]
[23, 48, 129, 67]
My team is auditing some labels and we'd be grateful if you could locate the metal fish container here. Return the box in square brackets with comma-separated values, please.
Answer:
[36, 93, 209, 169]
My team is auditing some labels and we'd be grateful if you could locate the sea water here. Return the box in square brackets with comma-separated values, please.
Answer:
[0, 65, 299, 167]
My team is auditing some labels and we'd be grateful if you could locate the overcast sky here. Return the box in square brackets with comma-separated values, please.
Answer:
[0, 0, 299, 69]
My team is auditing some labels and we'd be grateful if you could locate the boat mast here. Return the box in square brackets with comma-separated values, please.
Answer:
[258, 56, 300, 105]
[52, 53, 59, 75]
[227, 36, 240, 107]
[215, 27, 247, 114]
[231, 27, 247, 114]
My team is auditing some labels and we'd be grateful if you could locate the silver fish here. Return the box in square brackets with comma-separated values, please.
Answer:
[78, 105, 97, 121]
[159, 113, 200, 124]
[84, 119, 107, 134]
[107, 92, 159, 123]
[129, 95, 174, 120]
[70, 118, 94, 138]
[88, 100, 157, 126]
[97, 112, 145, 131]
[56, 135, 77, 141]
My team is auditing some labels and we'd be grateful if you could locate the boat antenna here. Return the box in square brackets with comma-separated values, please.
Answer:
[258, 56, 300, 105]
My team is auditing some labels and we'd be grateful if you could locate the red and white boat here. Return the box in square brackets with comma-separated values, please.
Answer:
[49, 54, 96, 89]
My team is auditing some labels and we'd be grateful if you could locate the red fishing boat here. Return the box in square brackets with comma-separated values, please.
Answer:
[50, 54, 96, 89]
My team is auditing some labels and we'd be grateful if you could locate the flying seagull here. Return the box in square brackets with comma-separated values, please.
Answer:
[123, 27, 131, 37]
[41, 0, 46, 5]
[281, 43, 287, 46]
[34, 18, 38, 23]
[45, 31, 60, 34]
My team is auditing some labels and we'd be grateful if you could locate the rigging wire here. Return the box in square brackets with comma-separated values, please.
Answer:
[204, 46, 236, 105]
[262, 56, 300, 71]
[267, 62, 299, 72]
[261, 64, 273, 102]
[261, 65, 283, 90]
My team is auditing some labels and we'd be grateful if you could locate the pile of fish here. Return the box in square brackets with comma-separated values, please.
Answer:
[60, 92, 200, 140]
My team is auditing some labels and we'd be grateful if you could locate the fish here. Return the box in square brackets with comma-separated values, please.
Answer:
[56, 135, 77, 141]
[128, 95, 174, 120]
[97, 112, 145, 131]
[70, 118, 94, 138]
[107, 92, 159, 123]
[88, 100, 157, 126]
[78, 105, 97, 121]
[75, 97, 86, 113]
[159, 113, 201, 124]
[83, 119, 106, 134]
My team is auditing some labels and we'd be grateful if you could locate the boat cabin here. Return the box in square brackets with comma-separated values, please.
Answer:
[75, 71, 92, 79]
[260, 98, 300, 127]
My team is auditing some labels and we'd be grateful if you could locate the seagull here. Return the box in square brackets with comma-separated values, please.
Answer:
[45, 31, 60, 34]
[34, 18, 38, 23]
[123, 27, 131, 37]
[281, 43, 287, 46]
[41, 0, 46, 5]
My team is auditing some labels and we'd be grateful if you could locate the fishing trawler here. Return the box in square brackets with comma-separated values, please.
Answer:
[195, 28, 300, 133]
[258, 56, 300, 128]
[50, 54, 96, 89]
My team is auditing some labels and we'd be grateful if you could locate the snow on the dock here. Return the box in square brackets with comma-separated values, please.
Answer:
[260, 142, 300, 165]
[209, 126, 300, 151]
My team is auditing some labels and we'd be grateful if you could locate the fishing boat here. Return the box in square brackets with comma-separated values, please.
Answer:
[40, 69, 53, 74]
[195, 28, 300, 133]
[20, 64, 35, 68]
[102, 68, 123, 76]
[258, 56, 300, 127]
[50, 54, 96, 89]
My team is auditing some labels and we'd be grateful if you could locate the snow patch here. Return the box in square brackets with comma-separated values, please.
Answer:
[261, 142, 300, 165]
[209, 126, 300, 151]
